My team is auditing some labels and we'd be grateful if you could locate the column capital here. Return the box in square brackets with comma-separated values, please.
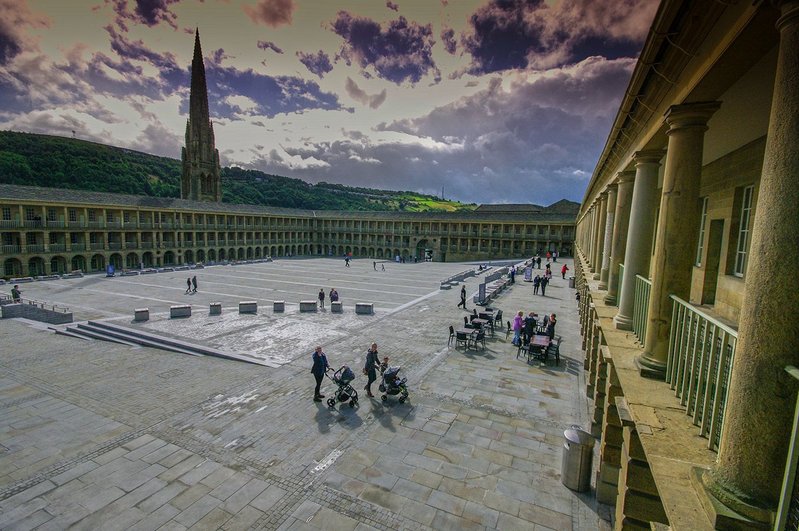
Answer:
[615, 170, 636, 184]
[775, 1, 799, 31]
[664, 101, 721, 133]
[633, 149, 665, 165]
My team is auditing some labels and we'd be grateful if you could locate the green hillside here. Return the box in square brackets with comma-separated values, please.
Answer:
[0, 131, 476, 212]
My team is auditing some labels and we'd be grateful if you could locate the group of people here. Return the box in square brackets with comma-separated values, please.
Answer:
[310, 342, 386, 400]
[511, 310, 557, 346]
[372, 261, 386, 271]
[185, 276, 198, 294]
[317, 288, 339, 309]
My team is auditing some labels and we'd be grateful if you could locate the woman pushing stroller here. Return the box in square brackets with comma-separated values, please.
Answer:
[363, 342, 381, 398]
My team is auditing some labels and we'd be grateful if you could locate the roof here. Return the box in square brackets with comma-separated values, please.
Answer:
[0, 184, 577, 223]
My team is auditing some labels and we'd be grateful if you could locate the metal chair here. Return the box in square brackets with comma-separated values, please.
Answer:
[494, 309, 503, 328]
[448, 325, 455, 347]
[470, 329, 486, 351]
[505, 321, 512, 340]
[455, 330, 470, 349]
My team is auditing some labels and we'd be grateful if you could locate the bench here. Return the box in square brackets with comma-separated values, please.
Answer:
[239, 301, 257, 314]
[299, 300, 317, 312]
[355, 303, 374, 315]
[10, 277, 34, 283]
[134, 308, 149, 322]
[331, 301, 343, 313]
[440, 283, 452, 290]
[140, 269, 158, 275]
[273, 301, 285, 313]
[35, 275, 61, 281]
[120, 271, 140, 276]
[209, 302, 221, 315]
[170, 305, 191, 318]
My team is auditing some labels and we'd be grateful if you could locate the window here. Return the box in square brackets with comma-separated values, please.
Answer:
[26, 233, 36, 245]
[2, 207, 10, 221]
[47, 208, 56, 221]
[734, 186, 754, 277]
[70, 233, 78, 244]
[88, 210, 96, 222]
[696, 197, 708, 266]
[123, 212, 130, 223]
[68, 209, 77, 222]
[106, 211, 114, 222]
[25, 207, 35, 220]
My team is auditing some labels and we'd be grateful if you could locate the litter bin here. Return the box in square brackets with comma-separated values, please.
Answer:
[569, 276, 576, 288]
[561, 427, 594, 492]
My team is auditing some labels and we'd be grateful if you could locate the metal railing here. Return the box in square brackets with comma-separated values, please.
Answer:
[665, 295, 737, 451]
[632, 275, 651, 344]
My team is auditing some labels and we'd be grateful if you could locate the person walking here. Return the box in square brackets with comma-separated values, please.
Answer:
[457, 285, 467, 309]
[381, 264, 385, 272]
[363, 343, 380, 398]
[512, 311, 523, 346]
[10, 284, 21, 302]
[185, 277, 192, 294]
[318, 288, 325, 309]
[537, 256, 542, 269]
[523, 312, 536, 345]
[553, 251, 558, 262]
[311, 346, 329, 401]
[546, 313, 557, 339]
[191, 275, 197, 293]
[510, 267, 516, 284]
[533, 275, 541, 295]
[373, 261, 377, 271]
[329, 288, 339, 302]
[561, 263, 569, 279]
[540, 275, 549, 296]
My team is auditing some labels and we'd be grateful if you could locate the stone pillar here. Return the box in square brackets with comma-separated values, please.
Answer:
[592, 194, 607, 278]
[605, 171, 635, 305]
[598, 185, 617, 290]
[637, 102, 719, 379]
[701, 2, 799, 525]
[614, 151, 663, 330]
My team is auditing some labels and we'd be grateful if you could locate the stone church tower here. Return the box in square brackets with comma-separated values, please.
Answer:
[181, 30, 221, 202]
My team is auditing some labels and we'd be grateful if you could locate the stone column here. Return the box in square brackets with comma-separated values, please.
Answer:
[592, 194, 607, 278]
[604, 171, 635, 305]
[702, 1, 799, 524]
[638, 102, 720, 378]
[598, 185, 617, 290]
[614, 151, 663, 330]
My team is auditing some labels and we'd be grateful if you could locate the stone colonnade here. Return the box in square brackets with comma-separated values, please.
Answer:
[575, 1, 799, 526]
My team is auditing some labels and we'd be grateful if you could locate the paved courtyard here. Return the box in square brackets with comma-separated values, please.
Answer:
[0, 257, 609, 530]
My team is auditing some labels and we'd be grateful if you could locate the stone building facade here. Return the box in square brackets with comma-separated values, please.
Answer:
[0, 184, 575, 276]
[574, 0, 799, 529]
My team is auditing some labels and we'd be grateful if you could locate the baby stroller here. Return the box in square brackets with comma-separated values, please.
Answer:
[379, 365, 410, 404]
[326, 366, 358, 408]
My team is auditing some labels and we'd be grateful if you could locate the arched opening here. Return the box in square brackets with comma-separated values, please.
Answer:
[71, 255, 86, 272]
[270, 246, 276, 257]
[196, 249, 205, 263]
[229, 248, 236, 260]
[278, 245, 284, 256]
[246, 247, 253, 259]
[125, 252, 139, 269]
[254, 247, 261, 259]
[90, 254, 105, 272]
[163, 251, 175, 265]
[218, 248, 225, 260]
[109, 253, 123, 270]
[28, 256, 45, 276]
[50, 256, 67, 274]
[4, 258, 23, 277]
[142, 252, 154, 267]
[376, 249, 384, 259]
[184, 250, 194, 264]
[237, 248, 245, 260]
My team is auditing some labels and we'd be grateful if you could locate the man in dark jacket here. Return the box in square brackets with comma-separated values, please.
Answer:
[311, 346, 329, 401]
[457, 285, 467, 309]
[363, 343, 380, 398]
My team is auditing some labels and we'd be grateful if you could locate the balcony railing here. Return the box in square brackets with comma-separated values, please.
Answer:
[48, 244, 66, 253]
[666, 295, 737, 451]
[1, 245, 21, 254]
[632, 274, 651, 344]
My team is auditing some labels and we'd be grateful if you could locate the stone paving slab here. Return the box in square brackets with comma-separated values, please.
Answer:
[0, 257, 611, 530]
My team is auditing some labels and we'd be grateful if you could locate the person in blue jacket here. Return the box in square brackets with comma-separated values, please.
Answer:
[311, 345, 329, 402]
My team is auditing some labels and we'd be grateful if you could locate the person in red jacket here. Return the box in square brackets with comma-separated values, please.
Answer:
[561, 263, 569, 279]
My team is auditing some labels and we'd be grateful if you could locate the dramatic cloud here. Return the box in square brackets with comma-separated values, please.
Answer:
[257, 40, 284, 54]
[243, 0, 295, 28]
[386, 1, 399, 12]
[296, 50, 333, 78]
[344, 77, 386, 109]
[440, 27, 456, 55]
[106, 0, 182, 29]
[330, 12, 438, 85]
[0, 0, 49, 66]
[461, 0, 657, 73]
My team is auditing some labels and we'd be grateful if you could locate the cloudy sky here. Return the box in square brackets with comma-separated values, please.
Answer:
[0, 0, 658, 204]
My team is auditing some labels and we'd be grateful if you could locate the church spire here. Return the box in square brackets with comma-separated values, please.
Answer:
[181, 29, 221, 202]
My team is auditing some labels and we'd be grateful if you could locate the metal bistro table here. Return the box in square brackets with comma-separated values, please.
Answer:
[528, 334, 551, 362]
[471, 318, 492, 337]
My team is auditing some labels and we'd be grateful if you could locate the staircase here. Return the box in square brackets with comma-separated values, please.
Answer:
[51, 320, 276, 367]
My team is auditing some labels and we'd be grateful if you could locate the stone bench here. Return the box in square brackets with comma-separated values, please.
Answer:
[331, 301, 343, 313]
[61, 272, 84, 279]
[35, 275, 61, 281]
[174, 265, 190, 271]
[299, 300, 318, 313]
[159, 267, 175, 272]
[120, 271, 140, 276]
[440, 283, 451, 290]
[273, 300, 285, 313]
[209, 302, 221, 315]
[239, 301, 257, 314]
[134, 308, 149, 322]
[355, 303, 374, 315]
[170, 305, 191, 318]
[10, 277, 34, 283]
[140, 269, 158, 275]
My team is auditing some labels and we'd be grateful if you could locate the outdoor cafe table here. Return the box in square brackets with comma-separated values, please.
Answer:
[527, 334, 551, 361]
[471, 318, 492, 336]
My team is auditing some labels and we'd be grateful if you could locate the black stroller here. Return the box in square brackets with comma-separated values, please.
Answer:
[326, 366, 358, 408]
[379, 365, 410, 403]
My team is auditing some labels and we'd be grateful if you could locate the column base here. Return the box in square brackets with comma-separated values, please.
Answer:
[690, 468, 772, 530]
[613, 313, 632, 330]
[603, 293, 617, 306]
[598, 281, 608, 290]
[593, 273, 601, 280]
[636, 354, 666, 380]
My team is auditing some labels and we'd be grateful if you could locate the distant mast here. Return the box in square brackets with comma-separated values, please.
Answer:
[181, 29, 221, 202]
